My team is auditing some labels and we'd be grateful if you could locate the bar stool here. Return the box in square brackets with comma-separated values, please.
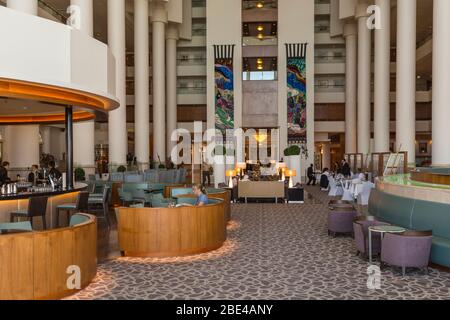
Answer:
[10, 196, 48, 230]
[56, 191, 90, 227]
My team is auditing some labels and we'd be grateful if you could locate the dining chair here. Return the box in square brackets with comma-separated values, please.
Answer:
[88, 186, 111, 226]
[56, 191, 90, 227]
[10, 196, 48, 230]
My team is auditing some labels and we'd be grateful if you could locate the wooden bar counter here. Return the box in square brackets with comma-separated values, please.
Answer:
[0, 213, 97, 300]
[0, 183, 88, 229]
[117, 199, 227, 258]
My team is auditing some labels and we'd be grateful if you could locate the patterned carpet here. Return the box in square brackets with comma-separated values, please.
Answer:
[68, 187, 450, 300]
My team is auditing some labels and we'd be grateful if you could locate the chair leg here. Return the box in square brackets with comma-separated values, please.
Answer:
[402, 266, 406, 277]
[103, 204, 110, 227]
[56, 208, 60, 227]
[42, 215, 47, 230]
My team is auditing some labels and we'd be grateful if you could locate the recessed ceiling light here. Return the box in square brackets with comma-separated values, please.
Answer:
[257, 25, 264, 32]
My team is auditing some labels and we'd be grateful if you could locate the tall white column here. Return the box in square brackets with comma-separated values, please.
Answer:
[4, 125, 40, 177]
[71, 0, 96, 175]
[396, 0, 416, 166]
[344, 22, 357, 155]
[108, 0, 128, 169]
[134, 0, 150, 170]
[432, 0, 450, 166]
[6, 0, 37, 15]
[41, 126, 51, 155]
[166, 23, 179, 159]
[373, 0, 391, 153]
[356, 3, 372, 156]
[322, 142, 331, 170]
[152, 1, 168, 163]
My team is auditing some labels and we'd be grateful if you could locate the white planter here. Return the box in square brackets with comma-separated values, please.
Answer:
[213, 155, 225, 188]
[285, 155, 301, 185]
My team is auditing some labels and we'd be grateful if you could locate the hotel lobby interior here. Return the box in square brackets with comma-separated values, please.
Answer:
[2, 0, 450, 304]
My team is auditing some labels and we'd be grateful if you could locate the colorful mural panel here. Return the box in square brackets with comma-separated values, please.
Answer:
[287, 57, 307, 143]
[215, 58, 234, 134]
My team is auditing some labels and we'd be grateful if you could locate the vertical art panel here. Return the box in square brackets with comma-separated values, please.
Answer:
[286, 43, 308, 144]
[214, 45, 235, 135]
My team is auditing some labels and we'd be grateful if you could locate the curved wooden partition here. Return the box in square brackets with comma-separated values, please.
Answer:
[0, 214, 97, 300]
[176, 190, 231, 222]
[411, 170, 450, 187]
[118, 200, 226, 258]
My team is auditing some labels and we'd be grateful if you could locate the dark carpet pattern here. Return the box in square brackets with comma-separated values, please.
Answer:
[68, 187, 450, 300]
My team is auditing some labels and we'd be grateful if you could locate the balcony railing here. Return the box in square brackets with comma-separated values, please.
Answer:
[315, 55, 346, 63]
[177, 86, 207, 94]
[177, 57, 207, 66]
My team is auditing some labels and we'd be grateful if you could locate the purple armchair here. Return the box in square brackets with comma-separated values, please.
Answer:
[328, 209, 358, 236]
[381, 231, 433, 276]
[353, 216, 390, 260]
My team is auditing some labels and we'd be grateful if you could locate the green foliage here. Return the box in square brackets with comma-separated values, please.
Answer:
[158, 164, 166, 169]
[74, 167, 86, 182]
[117, 165, 127, 173]
[284, 145, 301, 156]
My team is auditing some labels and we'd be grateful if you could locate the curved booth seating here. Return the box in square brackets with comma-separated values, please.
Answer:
[171, 188, 231, 222]
[381, 231, 433, 276]
[0, 214, 97, 300]
[328, 208, 358, 236]
[369, 189, 450, 267]
[117, 199, 227, 258]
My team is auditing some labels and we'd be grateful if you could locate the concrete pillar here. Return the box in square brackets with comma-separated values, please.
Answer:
[432, 0, 450, 166]
[152, 1, 168, 164]
[6, 0, 37, 15]
[107, 0, 128, 169]
[322, 142, 331, 170]
[373, 0, 391, 153]
[41, 126, 51, 155]
[134, 0, 150, 170]
[396, 0, 416, 166]
[4, 125, 40, 177]
[356, 3, 372, 156]
[344, 22, 357, 155]
[166, 23, 179, 160]
[71, 0, 96, 176]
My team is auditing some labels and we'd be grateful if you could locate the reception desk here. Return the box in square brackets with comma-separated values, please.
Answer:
[0, 213, 97, 300]
[117, 199, 226, 258]
[0, 183, 88, 229]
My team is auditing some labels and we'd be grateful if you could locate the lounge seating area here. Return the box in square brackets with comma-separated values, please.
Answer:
[327, 199, 435, 276]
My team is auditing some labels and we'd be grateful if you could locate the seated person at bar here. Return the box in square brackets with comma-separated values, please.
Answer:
[0, 162, 10, 185]
[193, 184, 209, 206]
[28, 165, 42, 185]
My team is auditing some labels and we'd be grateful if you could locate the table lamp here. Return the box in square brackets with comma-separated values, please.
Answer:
[286, 169, 296, 188]
[236, 162, 247, 179]
[226, 170, 236, 188]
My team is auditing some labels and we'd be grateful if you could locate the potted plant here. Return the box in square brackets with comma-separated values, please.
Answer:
[284, 145, 301, 185]
[74, 167, 86, 182]
[117, 165, 127, 173]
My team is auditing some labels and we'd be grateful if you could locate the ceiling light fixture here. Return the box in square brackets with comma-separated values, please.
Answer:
[256, 2, 264, 9]
[257, 25, 264, 32]
[257, 33, 264, 39]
